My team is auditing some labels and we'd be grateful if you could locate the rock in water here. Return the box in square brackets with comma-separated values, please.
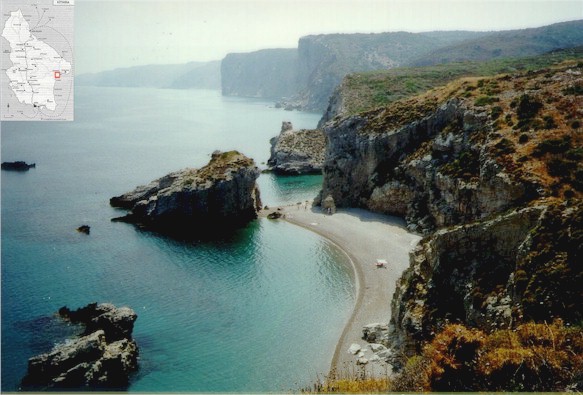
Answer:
[110, 150, 262, 234]
[1, 161, 36, 171]
[267, 122, 326, 175]
[21, 303, 139, 390]
[76, 225, 90, 234]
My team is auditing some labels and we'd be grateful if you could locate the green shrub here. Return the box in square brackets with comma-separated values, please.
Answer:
[490, 106, 503, 120]
[516, 94, 543, 120]
[494, 138, 515, 155]
[543, 115, 557, 129]
[475, 96, 499, 106]
[532, 136, 571, 156]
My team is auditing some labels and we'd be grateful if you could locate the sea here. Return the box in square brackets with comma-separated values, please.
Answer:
[0, 87, 355, 392]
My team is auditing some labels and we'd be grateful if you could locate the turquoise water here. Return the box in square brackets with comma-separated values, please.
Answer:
[1, 88, 355, 392]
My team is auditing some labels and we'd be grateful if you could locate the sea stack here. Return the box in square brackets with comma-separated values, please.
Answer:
[110, 150, 262, 234]
[21, 303, 139, 390]
[267, 121, 326, 175]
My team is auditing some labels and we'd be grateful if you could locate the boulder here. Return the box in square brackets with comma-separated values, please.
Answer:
[21, 303, 139, 390]
[110, 150, 262, 234]
[362, 323, 389, 344]
[322, 195, 336, 214]
[347, 343, 361, 355]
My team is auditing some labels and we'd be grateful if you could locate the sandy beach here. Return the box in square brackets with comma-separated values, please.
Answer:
[260, 203, 422, 378]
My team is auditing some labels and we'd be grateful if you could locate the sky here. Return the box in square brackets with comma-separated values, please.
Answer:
[75, 0, 583, 74]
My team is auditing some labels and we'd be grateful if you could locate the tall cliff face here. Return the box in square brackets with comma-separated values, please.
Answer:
[221, 31, 486, 111]
[319, 64, 581, 233]
[220, 49, 298, 99]
[293, 31, 484, 112]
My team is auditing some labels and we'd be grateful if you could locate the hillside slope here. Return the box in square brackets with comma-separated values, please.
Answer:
[412, 19, 583, 66]
[319, 46, 583, 125]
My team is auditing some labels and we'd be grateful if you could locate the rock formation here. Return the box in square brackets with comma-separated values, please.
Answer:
[267, 122, 326, 175]
[315, 62, 583, 385]
[21, 303, 139, 390]
[110, 151, 262, 234]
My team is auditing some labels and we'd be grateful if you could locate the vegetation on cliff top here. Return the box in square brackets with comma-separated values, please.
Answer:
[336, 46, 583, 116]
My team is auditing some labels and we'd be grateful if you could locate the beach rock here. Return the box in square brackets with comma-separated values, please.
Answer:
[356, 357, 369, 365]
[110, 150, 262, 234]
[368, 343, 387, 353]
[267, 122, 326, 175]
[1, 161, 36, 171]
[21, 303, 139, 390]
[267, 211, 282, 219]
[347, 343, 361, 355]
[322, 195, 336, 214]
[362, 323, 389, 344]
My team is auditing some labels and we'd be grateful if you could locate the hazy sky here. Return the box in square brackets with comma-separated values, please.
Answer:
[76, 0, 582, 74]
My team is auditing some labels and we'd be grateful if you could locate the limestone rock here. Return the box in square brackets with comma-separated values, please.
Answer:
[21, 303, 139, 390]
[347, 343, 361, 355]
[267, 122, 326, 175]
[110, 151, 262, 233]
[319, 98, 537, 233]
[362, 323, 389, 344]
[388, 206, 544, 362]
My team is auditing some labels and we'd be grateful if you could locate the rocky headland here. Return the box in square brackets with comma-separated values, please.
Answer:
[267, 121, 326, 175]
[110, 150, 262, 234]
[21, 303, 139, 390]
[311, 60, 582, 391]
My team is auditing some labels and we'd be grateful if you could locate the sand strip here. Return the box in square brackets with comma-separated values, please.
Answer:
[260, 204, 421, 377]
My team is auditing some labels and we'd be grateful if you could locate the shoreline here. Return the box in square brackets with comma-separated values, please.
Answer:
[259, 204, 422, 377]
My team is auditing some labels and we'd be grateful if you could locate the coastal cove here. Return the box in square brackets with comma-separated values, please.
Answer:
[1, 87, 355, 392]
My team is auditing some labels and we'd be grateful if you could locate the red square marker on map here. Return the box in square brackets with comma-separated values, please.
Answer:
[54, 71, 61, 79]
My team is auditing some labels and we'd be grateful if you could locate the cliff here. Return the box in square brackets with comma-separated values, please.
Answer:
[110, 151, 262, 234]
[267, 121, 326, 174]
[221, 31, 485, 111]
[222, 21, 583, 113]
[21, 303, 139, 390]
[318, 61, 582, 388]
[318, 62, 582, 233]
[220, 48, 298, 99]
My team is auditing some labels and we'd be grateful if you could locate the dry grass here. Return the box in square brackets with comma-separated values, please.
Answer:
[305, 368, 391, 393]
[393, 320, 583, 392]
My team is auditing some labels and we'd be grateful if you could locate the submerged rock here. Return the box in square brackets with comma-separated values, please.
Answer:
[110, 150, 262, 235]
[1, 161, 36, 171]
[267, 122, 326, 175]
[21, 303, 139, 390]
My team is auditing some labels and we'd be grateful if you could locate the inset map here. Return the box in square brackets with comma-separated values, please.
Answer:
[1, 0, 74, 121]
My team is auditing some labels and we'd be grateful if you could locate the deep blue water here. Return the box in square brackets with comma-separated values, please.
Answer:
[0, 87, 355, 392]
